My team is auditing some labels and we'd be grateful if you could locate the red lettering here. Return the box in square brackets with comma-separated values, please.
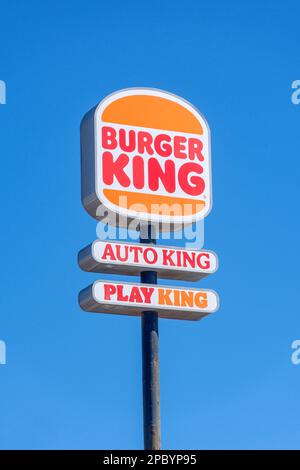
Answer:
[140, 287, 154, 304]
[117, 285, 128, 302]
[132, 155, 144, 190]
[119, 128, 136, 152]
[102, 126, 117, 149]
[102, 244, 116, 261]
[129, 245, 143, 263]
[178, 162, 205, 196]
[162, 249, 176, 266]
[129, 287, 143, 303]
[154, 134, 172, 157]
[138, 131, 154, 155]
[115, 245, 129, 262]
[182, 251, 196, 268]
[197, 253, 210, 269]
[102, 152, 130, 187]
[174, 136, 187, 159]
[104, 284, 116, 300]
[148, 158, 175, 193]
[188, 138, 204, 161]
[144, 247, 158, 265]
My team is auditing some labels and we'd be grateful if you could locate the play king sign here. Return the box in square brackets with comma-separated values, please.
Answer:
[81, 88, 212, 229]
[79, 281, 219, 321]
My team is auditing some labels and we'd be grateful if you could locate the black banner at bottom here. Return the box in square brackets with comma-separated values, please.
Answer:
[0, 450, 299, 466]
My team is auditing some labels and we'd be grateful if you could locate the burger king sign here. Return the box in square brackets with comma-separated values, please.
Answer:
[81, 88, 212, 229]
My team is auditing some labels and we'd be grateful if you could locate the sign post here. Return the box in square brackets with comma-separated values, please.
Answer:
[79, 87, 219, 449]
[140, 223, 161, 450]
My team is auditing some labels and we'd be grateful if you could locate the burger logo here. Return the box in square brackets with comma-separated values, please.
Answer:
[81, 88, 212, 228]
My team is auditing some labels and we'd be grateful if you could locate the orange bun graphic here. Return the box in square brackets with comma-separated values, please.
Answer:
[101, 95, 204, 134]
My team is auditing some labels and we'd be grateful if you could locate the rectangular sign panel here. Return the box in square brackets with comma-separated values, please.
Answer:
[78, 240, 218, 281]
[79, 281, 219, 321]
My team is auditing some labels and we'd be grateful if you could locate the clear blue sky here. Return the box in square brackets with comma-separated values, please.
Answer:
[0, 0, 299, 450]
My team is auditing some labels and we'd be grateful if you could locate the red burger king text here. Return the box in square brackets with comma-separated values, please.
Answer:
[101, 126, 206, 197]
